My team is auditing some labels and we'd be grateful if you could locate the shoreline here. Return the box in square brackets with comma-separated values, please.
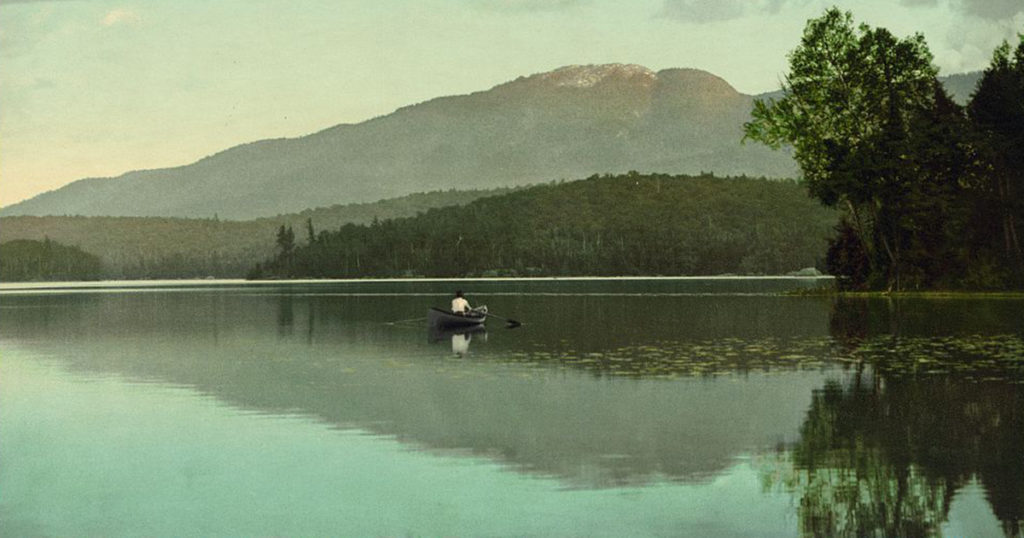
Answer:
[835, 290, 1024, 299]
[3, 276, 1020, 297]
[0, 275, 836, 296]
[0, 275, 834, 290]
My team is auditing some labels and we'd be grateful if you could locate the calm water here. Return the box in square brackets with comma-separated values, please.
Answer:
[1, 280, 1021, 536]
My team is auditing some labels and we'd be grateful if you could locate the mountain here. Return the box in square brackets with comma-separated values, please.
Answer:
[755, 71, 983, 104]
[938, 71, 982, 104]
[2, 64, 797, 220]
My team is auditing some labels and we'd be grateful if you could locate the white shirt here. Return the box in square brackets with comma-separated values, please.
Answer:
[451, 297, 470, 313]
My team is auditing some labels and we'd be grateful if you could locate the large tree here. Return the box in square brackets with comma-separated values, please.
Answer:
[968, 36, 1024, 284]
[896, 85, 977, 288]
[744, 8, 940, 290]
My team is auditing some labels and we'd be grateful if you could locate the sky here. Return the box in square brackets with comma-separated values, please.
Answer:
[1, 0, 1022, 208]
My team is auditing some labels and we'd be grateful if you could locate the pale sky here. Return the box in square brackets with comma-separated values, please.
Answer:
[1, 0, 1022, 207]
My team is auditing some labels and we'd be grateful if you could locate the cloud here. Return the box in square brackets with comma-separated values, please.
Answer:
[101, 8, 138, 27]
[475, 0, 588, 12]
[658, 0, 798, 23]
[0, 4, 59, 57]
[658, 0, 1021, 25]
[900, 0, 1023, 20]
[959, 0, 1024, 20]
[29, 76, 56, 90]
[0, 0, 77, 5]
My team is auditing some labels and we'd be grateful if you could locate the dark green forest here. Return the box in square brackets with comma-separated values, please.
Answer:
[745, 9, 1024, 290]
[0, 239, 102, 281]
[254, 173, 837, 279]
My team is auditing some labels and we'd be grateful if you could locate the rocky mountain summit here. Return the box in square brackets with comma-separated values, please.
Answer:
[531, 64, 658, 88]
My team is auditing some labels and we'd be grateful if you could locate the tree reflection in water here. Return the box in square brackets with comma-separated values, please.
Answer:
[762, 298, 1024, 537]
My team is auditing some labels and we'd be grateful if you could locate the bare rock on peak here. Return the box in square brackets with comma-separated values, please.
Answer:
[537, 64, 657, 88]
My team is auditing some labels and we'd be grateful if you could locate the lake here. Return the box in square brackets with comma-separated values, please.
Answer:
[1, 279, 1022, 537]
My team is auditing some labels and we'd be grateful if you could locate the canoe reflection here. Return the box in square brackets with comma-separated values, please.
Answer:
[428, 324, 487, 355]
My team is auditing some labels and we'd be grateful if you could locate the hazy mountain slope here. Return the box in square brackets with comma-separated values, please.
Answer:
[938, 71, 982, 104]
[255, 187, 516, 230]
[2, 65, 796, 220]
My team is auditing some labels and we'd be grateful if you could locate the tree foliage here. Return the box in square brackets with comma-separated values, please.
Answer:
[0, 238, 102, 281]
[968, 36, 1024, 281]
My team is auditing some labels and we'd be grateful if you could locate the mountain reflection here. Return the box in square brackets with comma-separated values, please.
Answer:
[0, 291, 831, 488]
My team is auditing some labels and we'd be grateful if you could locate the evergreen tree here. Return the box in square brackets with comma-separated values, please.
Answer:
[897, 83, 976, 288]
[968, 36, 1024, 285]
[276, 225, 295, 255]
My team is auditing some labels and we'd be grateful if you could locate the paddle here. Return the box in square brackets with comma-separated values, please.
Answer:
[484, 312, 521, 328]
[386, 316, 427, 326]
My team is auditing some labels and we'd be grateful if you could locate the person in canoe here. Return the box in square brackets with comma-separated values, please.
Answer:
[451, 290, 487, 316]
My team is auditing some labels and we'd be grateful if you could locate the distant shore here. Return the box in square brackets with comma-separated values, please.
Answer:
[0, 275, 834, 294]
[5, 276, 1020, 297]
[833, 290, 1024, 299]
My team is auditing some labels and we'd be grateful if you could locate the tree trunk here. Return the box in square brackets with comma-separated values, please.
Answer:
[847, 200, 876, 272]
[1005, 176, 1023, 261]
[999, 176, 1013, 255]
[873, 199, 901, 291]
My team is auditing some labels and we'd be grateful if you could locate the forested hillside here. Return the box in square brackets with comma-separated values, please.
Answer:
[0, 239, 102, 282]
[256, 173, 837, 279]
[255, 188, 515, 230]
[0, 188, 506, 279]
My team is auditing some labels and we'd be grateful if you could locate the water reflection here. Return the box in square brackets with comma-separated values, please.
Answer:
[0, 291, 831, 487]
[762, 372, 1024, 537]
[428, 325, 487, 356]
[755, 297, 1024, 537]
[277, 294, 294, 336]
[0, 288, 1022, 534]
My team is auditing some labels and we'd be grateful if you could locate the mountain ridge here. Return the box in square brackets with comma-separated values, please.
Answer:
[2, 65, 981, 220]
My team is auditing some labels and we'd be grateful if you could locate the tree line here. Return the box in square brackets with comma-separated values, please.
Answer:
[0, 239, 102, 281]
[0, 189, 504, 280]
[252, 173, 838, 279]
[745, 8, 1024, 290]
